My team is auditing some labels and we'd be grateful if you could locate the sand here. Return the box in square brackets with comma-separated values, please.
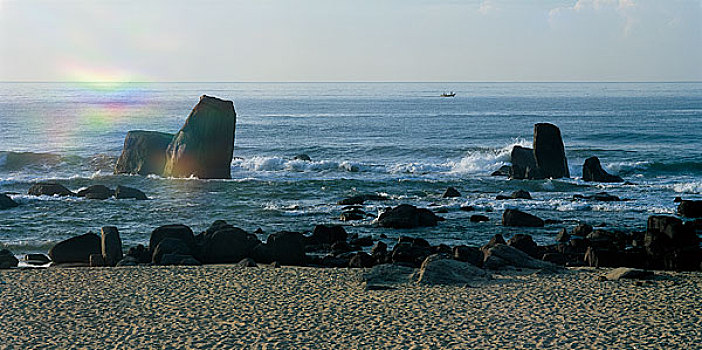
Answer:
[0, 266, 700, 349]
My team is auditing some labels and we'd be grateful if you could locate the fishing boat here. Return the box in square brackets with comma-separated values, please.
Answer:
[440, 92, 456, 97]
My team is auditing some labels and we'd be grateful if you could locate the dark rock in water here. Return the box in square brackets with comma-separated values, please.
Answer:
[152, 238, 193, 264]
[533, 123, 569, 179]
[502, 209, 544, 227]
[459, 205, 475, 212]
[114, 130, 174, 176]
[378, 204, 442, 229]
[511, 190, 532, 200]
[350, 236, 373, 247]
[201, 226, 259, 264]
[311, 225, 347, 245]
[433, 208, 449, 214]
[237, 257, 258, 267]
[89, 253, 105, 267]
[101, 226, 123, 267]
[28, 182, 75, 197]
[349, 252, 375, 268]
[126, 244, 151, 263]
[0, 249, 19, 269]
[507, 234, 538, 258]
[453, 245, 483, 267]
[49, 233, 101, 263]
[483, 244, 558, 271]
[417, 254, 489, 285]
[24, 253, 50, 265]
[266, 231, 306, 266]
[163, 95, 237, 179]
[149, 224, 196, 254]
[573, 192, 621, 202]
[645, 216, 700, 270]
[556, 228, 570, 243]
[677, 200, 702, 218]
[482, 234, 506, 251]
[544, 219, 563, 225]
[582, 156, 623, 183]
[442, 187, 461, 198]
[161, 254, 201, 266]
[491, 165, 511, 177]
[340, 211, 364, 221]
[293, 154, 311, 161]
[509, 146, 540, 180]
[77, 185, 114, 200]
[470, 214, 489, 223]
[338, 193, 388, 205]
[572, 223, 593, 237]
[331, 241, 354, 255]
[114, 185, 148, 200]
[371, 241, 388, 263]
[605, 267, 653, 281]
[673, 197, 683, 203]
[0, 193, 19, 209]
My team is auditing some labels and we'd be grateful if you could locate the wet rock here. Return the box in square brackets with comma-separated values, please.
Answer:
[482, 234, 506, 251]
[542, 252, 567, 265]
[470, 214, 489, 222]
[116, 256, 138, 267]
[350, 236, 373, 247]
[511, 190, 532, 200]
[48, 233, 101, 263]
[77, 185, 114, 200]
[534, 123, 569, 179]
[677, 200, 702, 218]
[674, 197, 683, 203]
[126, 244, 151, 263]
[293, 154, 311, 161]
[491, 165, 511, 177]
[417, 254, 489, 285]
[161, 254, 202, 266]
[340, 211, 364, 221]
[453, 245, 483, 267]
[556, 228, 570, 243]
[645, 216, 700, 270]
[0, 249, 19, 269]
[152, 238, 194, 264]
[572, 223, 593, 237]
[266, 231, 306, 266]
[163, 95, 237, 179]
[237, 257, 258, 267]
[442, 187, 461, 198]
[101, 226, 123, 266]
[507, 234, 539, 258]
[201, 226, 260, 264]
[459, 205, 475, 212]
[28, 182, 75, 197]
[114, 185, 148, 200]
[502, 209, 544, 227]
[584, 247, 621, 268]
[115, 130, 174, 176]
[509, 145, 539, 180]
[89, 254, 105, 267]
[24, 253, 50, 265]
[573, 192, 621, 202]
[391, 242, 432, 267]
[338, 193, 388, 205]
[378, 204, 442, 229]
[483, 244, 558, 271]
[582, 156, 623, 183]
[310, 225, 347, 245]
[0, 193, 19, 209]
[149, 224, 196, 255]
[349, 252, 375, 268]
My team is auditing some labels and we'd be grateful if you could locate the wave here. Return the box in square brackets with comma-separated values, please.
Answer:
[0, 151, 116, 172]
[606, 160, 702, 175]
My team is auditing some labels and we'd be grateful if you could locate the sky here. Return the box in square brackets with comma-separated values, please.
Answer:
[0, 0, 700, 82]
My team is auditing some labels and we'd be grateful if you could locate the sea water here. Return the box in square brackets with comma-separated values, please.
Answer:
[0, 82, 700, 253]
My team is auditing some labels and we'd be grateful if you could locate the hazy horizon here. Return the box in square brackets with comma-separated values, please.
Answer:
[1, 0, 701, 83]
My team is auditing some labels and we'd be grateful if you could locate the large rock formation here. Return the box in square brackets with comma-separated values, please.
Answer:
[163, 95, 237, 179]
[48, 233, 101, 263]
[509, 123, 569, 180]
[0, 193, 18, 210]
[114, 131, 174, 176]
[378, 204, 442, 229]
[582, 156, 623, 183]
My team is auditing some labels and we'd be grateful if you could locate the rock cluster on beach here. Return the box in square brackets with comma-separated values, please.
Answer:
[115, 95, 237, 179]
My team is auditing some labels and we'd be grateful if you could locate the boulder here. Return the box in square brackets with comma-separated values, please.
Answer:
[349, 252, 375, 268]
[126, 244, 151, 263]
[0, 249, 19, 269]
[453, 245, 483, 267]
[482, 234, 506, 251]
[442, 187, 461, 198]
[416, 254, 489, 285]
[100, 226, 123, 266]
[363, 263, 417, 288]
[89, 254, 105, 267]
[582, 156, 623, 182]
[573, 192, 621, 202]
[604, 267, 653, 281]
[507, 234, 538, 258]
[163, 95, 237, 179]
[509, 146, 539, 180]
[149, 224, 196, 254]
[460, 205, 475, 212]
[338, 193, 387, 205]
[293, 154, 311, 161]
[502, 209, 544, 227]
[391, 242, 432, 267]
[266, 231, 306, 266]
[677, 200, 702, 218]
[340, 211, 364, 221]
[644, 216, 700, 270]
[533, 123, 569, 179]
[76, 185, 114, 200]
[584, 247, 621, 268]
[310, 225, 347, 245]
[24, 253, 51, 265]
[572, 223, 593, 237]
[28, 182, 75, 197]
[491, 165, 511, 177]
[237, 257, 258, 267]
[201, 226, 260, 264]
[350, 236, 374, 247]
[152, 238, 194, 264]
[48, 233, 101, 263]
[511, 190, 532, 200]
[0, 193, 19, 209]
[116, 256, 138, 267]
[161, 254, 201, 266]
[114, 185, 147, 200]
[483, 244, 559, 271]
[378, 204, 442, 229]
[371, 241, 388, 257]
[556, 228, 570, 243]
[114, 130, 174, 176]
[470, 214, 489, 223]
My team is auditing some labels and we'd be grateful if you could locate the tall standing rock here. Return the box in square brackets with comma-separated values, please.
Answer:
[582, 156, 623, 182]
[533, 123, 569, 179]
[101, 226, 123, 266]
[115, 130, 174, 176]
[163, 95, 237, 179]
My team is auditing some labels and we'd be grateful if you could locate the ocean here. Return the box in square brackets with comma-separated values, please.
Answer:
[1, 82, 701, 254]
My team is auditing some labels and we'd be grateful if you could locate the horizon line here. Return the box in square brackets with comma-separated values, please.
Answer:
[1, 80, 701, 84]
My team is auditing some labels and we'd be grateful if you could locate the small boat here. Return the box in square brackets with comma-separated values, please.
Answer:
[440, 92, 456, 97]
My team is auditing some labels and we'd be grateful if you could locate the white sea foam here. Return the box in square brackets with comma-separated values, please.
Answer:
[671, 181, 702, 194]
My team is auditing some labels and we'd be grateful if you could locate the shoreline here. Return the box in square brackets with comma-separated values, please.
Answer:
[1, 265, 700, 349]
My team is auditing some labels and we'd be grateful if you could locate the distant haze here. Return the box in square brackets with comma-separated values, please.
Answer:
[1, 0, 700, 82]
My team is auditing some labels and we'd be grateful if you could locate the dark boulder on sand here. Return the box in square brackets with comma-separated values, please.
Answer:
[453, 245, 483, 267]
[644, 216, 700, 270]
[582, 156, 623, 183]
[533, 123, 569, 179]
[149, 224, 196, 255]
[265, 231, 306, 266]
[677, 200, 702, 218]
[101, 226, 123, 266]
[77, 185, 114, 200]
[378, 204, 443, 229]
[417, 254, 489, 285]
[349, 252, 375, 268]
[502, 209, 544, 227]
[115, 130, 174, 176]
[0, 193, 18, 209]
[483, 244, 558, 271]
[114, 185, 147, 200]
[28, 182, 75, 197]
[49, 233, 101, 263]
[507, 234, 539, 258]
[201, 225, 260, 264]
[163, 95, 237, 179]
[0, 249, 19, 269]
[152, 238, 195, 264]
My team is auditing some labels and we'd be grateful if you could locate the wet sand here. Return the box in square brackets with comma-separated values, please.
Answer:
[0, 266, 700, 349]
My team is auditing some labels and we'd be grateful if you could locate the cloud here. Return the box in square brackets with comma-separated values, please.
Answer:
[478, 0, 499, 15]
[549, 0, 638, 36]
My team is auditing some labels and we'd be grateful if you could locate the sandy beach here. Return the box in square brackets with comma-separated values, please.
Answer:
[1, 266, 700, 349]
